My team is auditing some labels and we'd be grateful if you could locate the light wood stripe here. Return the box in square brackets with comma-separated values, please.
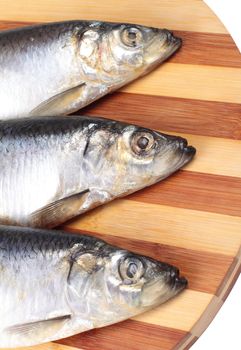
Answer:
[0, 0, 227, 34]
[121, 63, 241, 104]
[64, 229, 233, 295]
[57, 321, 187, 350]
[129, 170, 241, 217]
[133, 290, 212, 331]
[5, 343, 80, 350]
[166, 131, 241, 179]
[84, 92, 241, 140]
[65, 200, 241, 256]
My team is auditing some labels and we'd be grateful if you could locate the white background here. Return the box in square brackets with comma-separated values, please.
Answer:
[204, 0, 241, 53]
[191, 274, 241, 349]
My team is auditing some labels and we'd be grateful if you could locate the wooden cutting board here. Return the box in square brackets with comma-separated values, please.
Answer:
[1, 1, 241, 349]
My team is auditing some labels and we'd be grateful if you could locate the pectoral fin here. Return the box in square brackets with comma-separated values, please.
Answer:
[30, 83, 86, 117]
[5, 315, 71, 341]
[30, 189, 90, 228]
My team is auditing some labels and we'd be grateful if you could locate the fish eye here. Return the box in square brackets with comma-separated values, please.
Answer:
[121, 27, 143, 47]
[131, 131, 155, 155]
[137, 136, 149, 149]
[119, 257, 144, 284]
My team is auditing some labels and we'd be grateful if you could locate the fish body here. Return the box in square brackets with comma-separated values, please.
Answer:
[0, 115, 195, 227]
[0, 225, 187, 347]
[0, 20, 181, 119]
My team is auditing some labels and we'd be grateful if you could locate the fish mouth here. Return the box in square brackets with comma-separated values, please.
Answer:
[153, 138, 195, 184]
[166, 30, 182, 47]
[161, 136, 196, 179]
[169, 135, 196, 171]
[183, 145, 196, 163]
[179, 138, 196, 165]
[168, 266, 188, 293]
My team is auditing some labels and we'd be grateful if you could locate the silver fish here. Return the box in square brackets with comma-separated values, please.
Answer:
[0, 20, 181, 119]
[0, 225, 187, 347]
[0, 115, 195, 227]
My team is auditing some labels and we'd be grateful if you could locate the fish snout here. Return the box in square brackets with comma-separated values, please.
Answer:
[176, 136, 196, 159]
[176, 136, 188, 150]
[155, 132, 196, 159]
[162, 29, 182, 48]
[167, 266, 188, 291]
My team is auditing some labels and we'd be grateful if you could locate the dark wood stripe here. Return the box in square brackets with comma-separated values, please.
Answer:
[0, 20, 33, 30]
[171, 31, 241, 68]
[56, 320, 187, 350]
[172, 333, 197, 350]
[62, 227, 234, 295]
[82, 92, 241, 140]
[0, 21, 240, 69]
[128, 170, 241, 217]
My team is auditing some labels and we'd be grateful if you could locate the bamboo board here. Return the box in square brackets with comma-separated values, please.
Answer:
[1, 0, 241, 349]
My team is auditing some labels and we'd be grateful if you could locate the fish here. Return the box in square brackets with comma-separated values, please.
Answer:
[0, 20, 181, 119]
[0, 115, 196, 227]
[0, 225, 187, 347]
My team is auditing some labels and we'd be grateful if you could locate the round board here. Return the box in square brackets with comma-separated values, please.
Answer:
[1, 1, 240, 349]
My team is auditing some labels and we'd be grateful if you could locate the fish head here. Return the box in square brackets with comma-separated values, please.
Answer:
[67, 244, 187, 326]
[87, 122, 196, 197]
[78, 22, 181, 85]
[105, 251, 187, 311]
[106, 24, 182, 75]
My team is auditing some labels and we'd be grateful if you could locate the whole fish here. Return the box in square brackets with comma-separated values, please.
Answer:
[0, 115, 195, 227]
[0, 20, 181, 119]
[0, 225, 187, 347]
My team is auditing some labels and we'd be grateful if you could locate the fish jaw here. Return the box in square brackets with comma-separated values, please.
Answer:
[139, 272, 188, 309]
[141, 29, 182, 76]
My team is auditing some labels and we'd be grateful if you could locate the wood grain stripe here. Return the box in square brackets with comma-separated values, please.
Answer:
[8, 344, 80, 350]
[128, 170, 241, 217]
[57, 320, 187, 350]
[64, 228, 234, 295]
[167, 132, 241, 178]
[0, 20, 33, 30]
[0, 0, 227, 34]
[132, 289, 212, 330]
[65, 200, 241, 256]
[121, 63, 241, 104]
[171, 31, 241, 68]
[83, 92, 241, 140]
